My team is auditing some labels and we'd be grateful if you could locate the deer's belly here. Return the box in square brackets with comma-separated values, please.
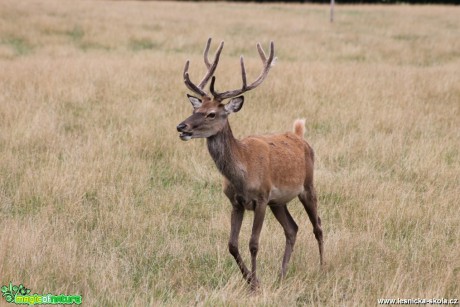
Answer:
[268, 186, 304, 205]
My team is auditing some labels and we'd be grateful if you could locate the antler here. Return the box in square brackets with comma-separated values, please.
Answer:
[183, 38, 224, 97]
[210, 41, 276, 101]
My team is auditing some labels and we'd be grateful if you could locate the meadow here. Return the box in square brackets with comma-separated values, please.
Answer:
[0, 0, 459, 305]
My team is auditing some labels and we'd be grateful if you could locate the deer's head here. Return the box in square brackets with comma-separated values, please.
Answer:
[177, 38, 275, 141]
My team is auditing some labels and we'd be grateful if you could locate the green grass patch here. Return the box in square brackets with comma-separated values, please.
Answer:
[1, 37, 33, 55]
[129, 38, 159, 51]
[66, 26, 84, 42]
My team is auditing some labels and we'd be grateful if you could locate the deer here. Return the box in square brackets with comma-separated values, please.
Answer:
[176, 38, 324, 290]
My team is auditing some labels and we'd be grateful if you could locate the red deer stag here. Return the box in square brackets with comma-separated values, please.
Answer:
[176, 38, 324, 290]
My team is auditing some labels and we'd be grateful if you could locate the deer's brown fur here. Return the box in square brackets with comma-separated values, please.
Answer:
[176, 39, 323, 290]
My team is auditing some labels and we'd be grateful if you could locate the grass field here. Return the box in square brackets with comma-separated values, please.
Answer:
[0, 0, 459, 305]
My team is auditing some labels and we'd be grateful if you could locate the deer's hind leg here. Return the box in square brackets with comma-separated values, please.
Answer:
[298, 185, 324, 265]
[270, 204, 298, 278]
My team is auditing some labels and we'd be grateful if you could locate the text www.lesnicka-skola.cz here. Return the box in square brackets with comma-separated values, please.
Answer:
[378, 298, 459, 305]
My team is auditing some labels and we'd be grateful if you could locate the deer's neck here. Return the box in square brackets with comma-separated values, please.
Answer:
[207, 122, 246, 192]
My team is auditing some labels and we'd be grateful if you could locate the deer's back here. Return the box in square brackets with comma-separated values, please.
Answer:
[238, 131, 314, 204]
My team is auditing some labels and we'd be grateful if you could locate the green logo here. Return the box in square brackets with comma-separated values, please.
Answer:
[1, 282, 82, 305]
[1, 282, 31, 303]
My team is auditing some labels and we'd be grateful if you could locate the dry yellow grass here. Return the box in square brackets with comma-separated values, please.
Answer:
[0, 0, 459, 305]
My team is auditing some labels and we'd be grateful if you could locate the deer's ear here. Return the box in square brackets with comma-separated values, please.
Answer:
[187, 94, 202, 109]
[224, 96, 244, 113]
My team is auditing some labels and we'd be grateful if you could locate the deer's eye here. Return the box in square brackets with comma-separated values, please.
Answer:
[206, 112, 216, 119]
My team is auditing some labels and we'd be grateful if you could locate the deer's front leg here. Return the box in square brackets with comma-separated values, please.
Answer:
[249, 200, 267, 290]
[228, 204, 251, 281]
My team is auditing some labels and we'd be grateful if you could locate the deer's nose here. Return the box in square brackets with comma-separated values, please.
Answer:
[176, 123, 187, 132]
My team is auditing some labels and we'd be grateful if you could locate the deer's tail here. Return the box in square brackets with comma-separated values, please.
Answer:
[293, 118, 306, 138]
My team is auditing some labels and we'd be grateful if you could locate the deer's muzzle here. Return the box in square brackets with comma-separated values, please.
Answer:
[176, 122, 192, 141]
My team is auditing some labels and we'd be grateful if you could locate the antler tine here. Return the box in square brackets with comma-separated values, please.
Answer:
[183, 38, 224, 97]
[183, 60, 190, 78]
[183, 60, 206, 97]
[240, 55, 247, 89]
[184, 72, 207, 97]
[203, 38, 212, 69]
[198, 39, 224, 89]
[257, 43, 267, 63]
[210, 76, 217, 97]
[211, 41, 276, 101]
[244, 41, 275, 90]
